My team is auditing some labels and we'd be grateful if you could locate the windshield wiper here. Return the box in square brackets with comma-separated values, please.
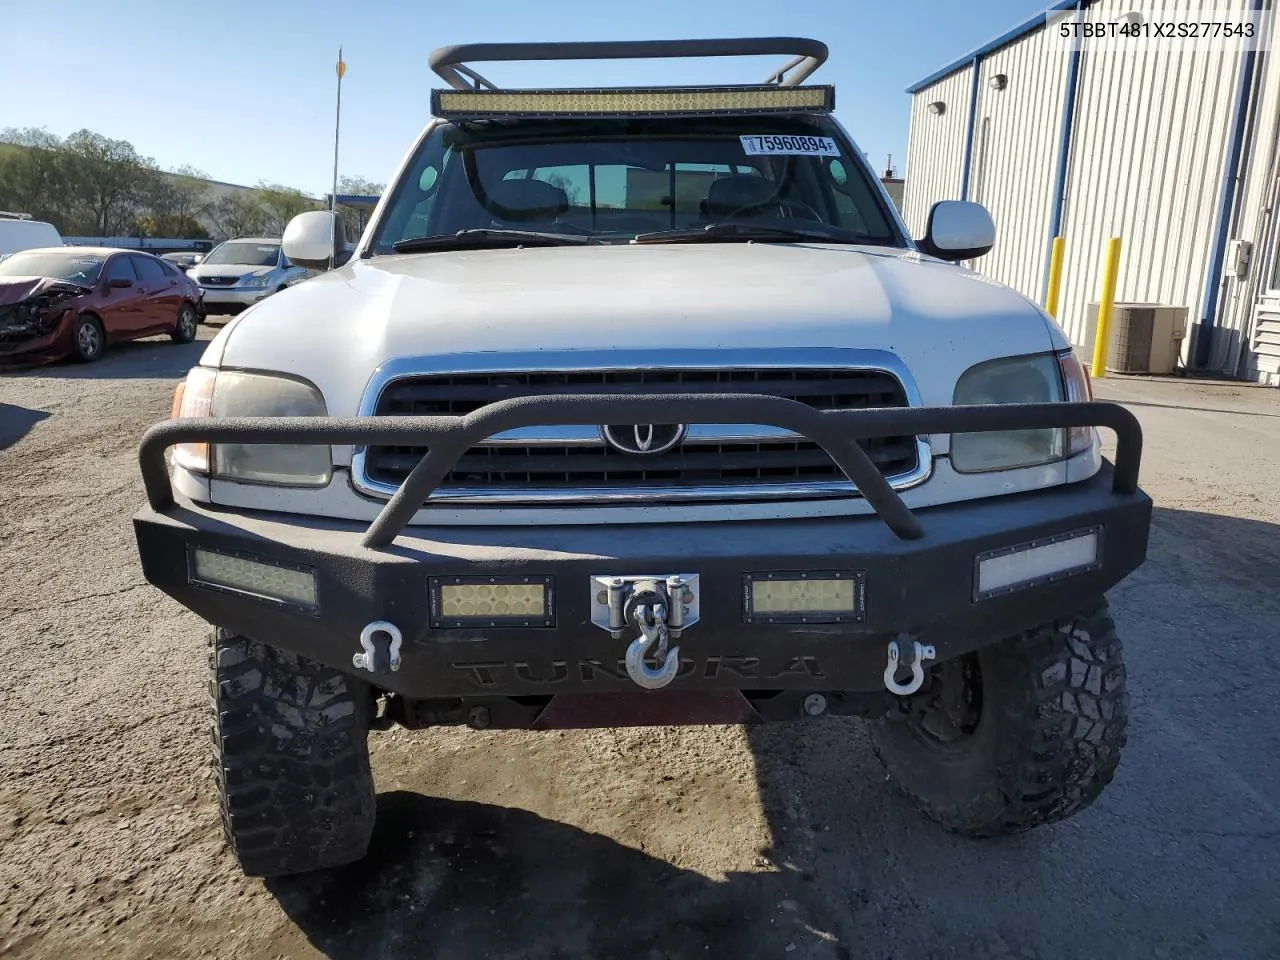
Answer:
[632, 222, 885, 246]
[392, 228, 599, 252]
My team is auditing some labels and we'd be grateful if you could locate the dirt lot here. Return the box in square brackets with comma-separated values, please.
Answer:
[2, 328, 1278, 960]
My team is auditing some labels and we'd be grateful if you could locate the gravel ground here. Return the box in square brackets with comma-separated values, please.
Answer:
[1, 329, 1278, 960]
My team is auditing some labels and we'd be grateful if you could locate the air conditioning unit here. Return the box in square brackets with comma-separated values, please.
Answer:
[1082, 303, 1187, 375]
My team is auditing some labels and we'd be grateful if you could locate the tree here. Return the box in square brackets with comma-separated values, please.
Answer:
[337, 175, 383, 197]
[255, 182, 320, 234]
[0, 127, 332, 241]
[140, 165, 214, 238]
[62, 129, 161, 235]
[0, 128, 71, 228]
[207, 192, 268, 238]
[135, 212, 209, 239]
[165, 165, 213, 227]
[335, 175, 384, 236]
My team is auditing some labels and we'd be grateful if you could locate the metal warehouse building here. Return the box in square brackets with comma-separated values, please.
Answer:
[904, 0, 1280, 385]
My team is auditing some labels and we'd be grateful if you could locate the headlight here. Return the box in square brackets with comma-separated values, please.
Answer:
[171, 367, 331, 486]
[951, 353, 1066, 473]
[239, 273, 272, 289]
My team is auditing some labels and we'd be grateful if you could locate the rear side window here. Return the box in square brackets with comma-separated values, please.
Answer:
[132, 256, 168, 284]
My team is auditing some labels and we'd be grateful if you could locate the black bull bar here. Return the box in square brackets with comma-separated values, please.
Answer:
[139, 394, 1143, 545]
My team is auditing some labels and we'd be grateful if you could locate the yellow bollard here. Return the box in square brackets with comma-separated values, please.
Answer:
[1090, 237, 1123, 379]
[1045, 236, 1065, 318]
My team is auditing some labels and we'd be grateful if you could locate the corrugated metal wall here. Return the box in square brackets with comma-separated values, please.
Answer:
[902, 0, 1278, 380]
[901, 64, 973, 237]
[1053, 0, 1245, 356]
[967, 27, 1069, 301]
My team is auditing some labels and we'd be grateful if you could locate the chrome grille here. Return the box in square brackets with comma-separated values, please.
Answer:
[361, 368, 920, 501]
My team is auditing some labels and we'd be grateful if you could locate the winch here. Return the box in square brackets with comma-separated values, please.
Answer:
[590, 574, 700, 690]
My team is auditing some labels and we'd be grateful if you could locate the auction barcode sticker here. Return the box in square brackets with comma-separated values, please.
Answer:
[740, 135, 840, 157]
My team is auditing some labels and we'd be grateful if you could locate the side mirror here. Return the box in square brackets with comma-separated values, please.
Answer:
[918, 200, 995, 261]
[108, 277, 133, 289]
[283, 210, 349, 271]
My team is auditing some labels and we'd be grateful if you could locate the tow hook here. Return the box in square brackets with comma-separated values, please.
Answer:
[354, 621, 403, 674]
[591, 574, 699, 690]
[883, 634, 935, 696]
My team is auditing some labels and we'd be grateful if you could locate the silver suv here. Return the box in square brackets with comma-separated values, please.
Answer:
[189, 237, 312, 316]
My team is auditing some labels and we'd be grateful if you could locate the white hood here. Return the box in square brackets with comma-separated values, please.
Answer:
[212, 243, 1060, 415]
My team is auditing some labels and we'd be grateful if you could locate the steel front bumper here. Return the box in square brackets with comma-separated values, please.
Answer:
[132, 394, 1151, 698]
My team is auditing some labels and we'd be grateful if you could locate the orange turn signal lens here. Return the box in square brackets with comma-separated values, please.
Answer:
[172, 367, 217, 474]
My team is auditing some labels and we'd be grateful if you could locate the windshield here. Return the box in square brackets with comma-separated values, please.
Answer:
[203, 241, 280, 267]
[369, 116, 903, 253]
[0, 251, 105, 286]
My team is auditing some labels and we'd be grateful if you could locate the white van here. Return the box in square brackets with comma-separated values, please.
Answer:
[0, 216, 64, 259]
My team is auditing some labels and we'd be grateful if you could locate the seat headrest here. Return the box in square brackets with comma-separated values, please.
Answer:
[484, 179, 570, 222]
[704, 176, 779, 218]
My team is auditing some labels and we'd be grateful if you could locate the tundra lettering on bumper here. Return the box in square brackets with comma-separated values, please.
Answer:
[132, 393, 1150, 703]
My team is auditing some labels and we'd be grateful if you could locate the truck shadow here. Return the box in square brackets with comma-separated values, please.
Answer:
[266, 791, 840, 960]
[0, 402, 50, 451]
[267, 506, 1280, 959]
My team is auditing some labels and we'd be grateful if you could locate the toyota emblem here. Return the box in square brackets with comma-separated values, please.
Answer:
[600, 422, 687, 455]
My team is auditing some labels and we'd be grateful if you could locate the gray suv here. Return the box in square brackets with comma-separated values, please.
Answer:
[190, 237, 312, 316]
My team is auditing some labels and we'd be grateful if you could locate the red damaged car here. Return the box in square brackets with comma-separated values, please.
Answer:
[0, 247, 202, 366]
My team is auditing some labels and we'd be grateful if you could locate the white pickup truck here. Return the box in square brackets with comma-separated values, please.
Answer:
[132, 37, 1151, 878]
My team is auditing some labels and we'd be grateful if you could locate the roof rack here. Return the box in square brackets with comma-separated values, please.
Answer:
[428, 38, 829, 92]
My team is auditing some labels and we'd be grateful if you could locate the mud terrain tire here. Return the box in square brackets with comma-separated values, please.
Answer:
[871, 600, 1128, 837]
[210, 629, 376, 876]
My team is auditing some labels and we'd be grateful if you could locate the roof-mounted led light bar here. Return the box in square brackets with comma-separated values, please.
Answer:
[431, 85, 834, 120]
[428, 38, 830, 92]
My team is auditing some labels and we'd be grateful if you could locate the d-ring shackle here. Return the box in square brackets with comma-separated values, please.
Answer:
[883, 637, 936, 696]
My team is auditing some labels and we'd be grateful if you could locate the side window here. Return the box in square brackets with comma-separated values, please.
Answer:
[132, 256, 167, 284]
[104, 256, 137, 283]
[378, 139, 449, 247]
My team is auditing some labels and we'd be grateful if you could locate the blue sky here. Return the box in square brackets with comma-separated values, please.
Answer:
[2, 0, 1041, 196]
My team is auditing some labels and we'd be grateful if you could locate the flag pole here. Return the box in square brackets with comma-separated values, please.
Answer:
[330, 46, 345, 270]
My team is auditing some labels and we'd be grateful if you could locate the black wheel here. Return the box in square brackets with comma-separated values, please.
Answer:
[210, 629, 376, 876]
[71, 313, 104, 362]
[871, 600, 1128, 837]
[171, 301, 198, 343]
